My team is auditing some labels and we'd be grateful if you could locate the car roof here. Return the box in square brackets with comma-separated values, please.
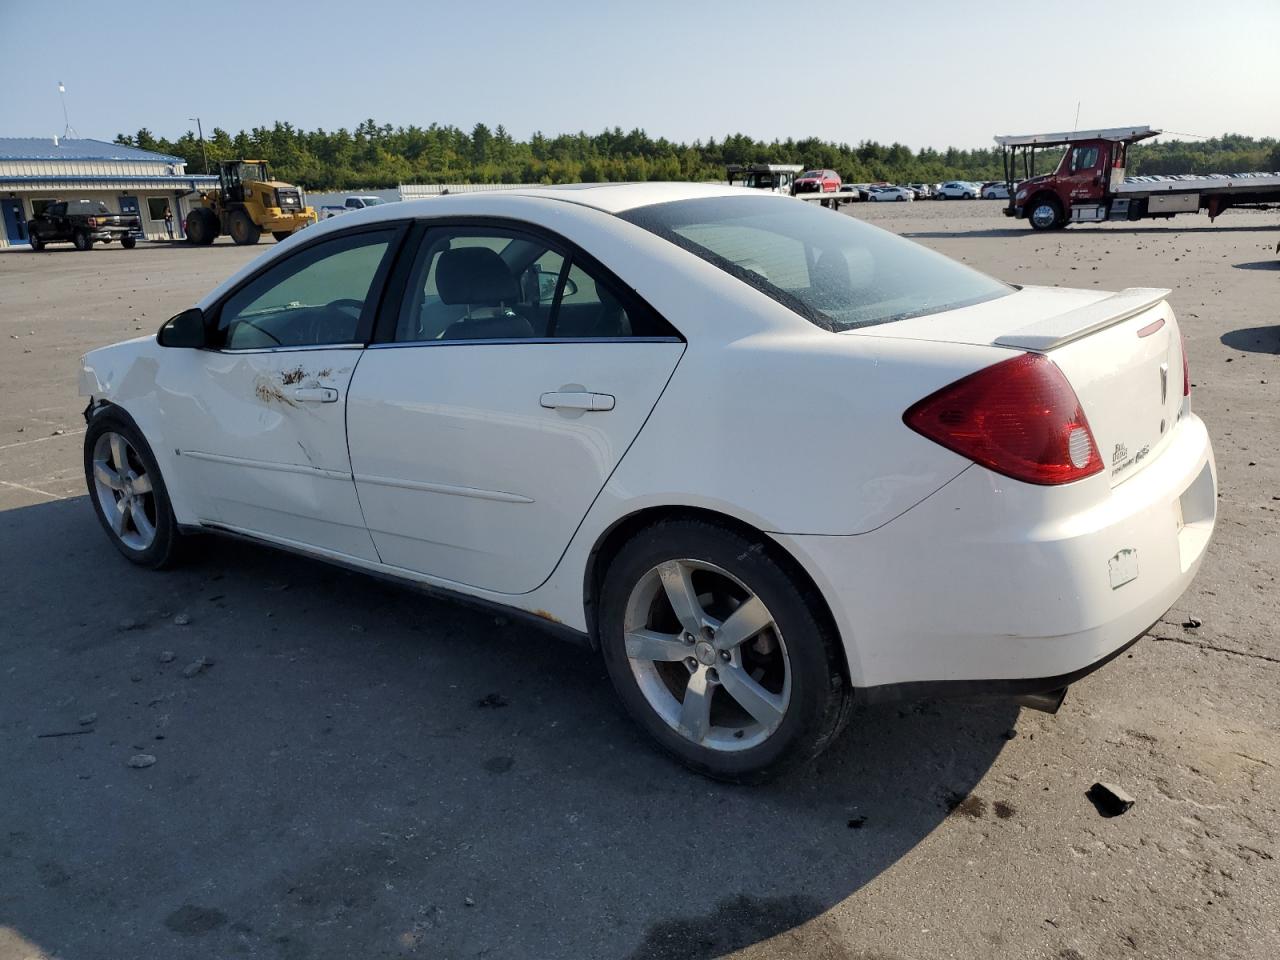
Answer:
[396, 181, 751, 215]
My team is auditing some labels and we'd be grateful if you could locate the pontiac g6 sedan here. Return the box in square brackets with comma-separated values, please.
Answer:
[80, 183, 1216, 782]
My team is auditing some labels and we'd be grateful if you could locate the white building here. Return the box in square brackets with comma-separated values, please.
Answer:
[0, 137, 217, 247]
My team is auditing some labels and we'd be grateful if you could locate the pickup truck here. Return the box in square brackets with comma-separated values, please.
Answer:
[319, 195, 387, 219]
[28, 200, 140, 251]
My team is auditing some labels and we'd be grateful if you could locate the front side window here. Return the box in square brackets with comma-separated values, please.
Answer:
[392, 226, 675, 342]
[620, 195, 1010, 331]
[1071, 146, 1099, 172]
[216, 229, 395, 349]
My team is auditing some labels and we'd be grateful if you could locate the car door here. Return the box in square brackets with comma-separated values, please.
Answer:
[1063, 143, 1105, 203]
[157, 223, 405, 560]
[346, 222, 685, 595]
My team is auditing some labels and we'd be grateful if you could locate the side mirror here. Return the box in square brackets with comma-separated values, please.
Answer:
[157, 307, 208, 348]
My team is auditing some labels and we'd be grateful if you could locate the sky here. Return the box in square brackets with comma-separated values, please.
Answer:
[2, 0, 1278, 151]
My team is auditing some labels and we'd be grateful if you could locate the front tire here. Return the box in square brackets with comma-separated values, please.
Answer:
[84, 409, 185, 568]
[1028, 196, 1063, 231]
[598, 519, 850, 783]
[73, 230, 92, 251]
[121, 235, 137, 249]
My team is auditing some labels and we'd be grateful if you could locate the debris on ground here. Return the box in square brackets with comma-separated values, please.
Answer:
[846, 817, 867, 830]
[158, 651, 176, 663]
[173, 613, 191, 626]
[476, 692, 509, 709]
[1183, 616, 1203, 629]
[118, 618, 142, 632]
[1087, 781, 1136, 817]
[181, 657, 210, 678]
[36, 729, 94, 739]
[78, 713, 97, 726]
[464, 896, 476, 907]
[127, 754, 157, 769]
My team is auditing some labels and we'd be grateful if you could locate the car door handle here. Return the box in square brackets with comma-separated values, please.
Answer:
[292, 387, 338, 403]
[540, 391, 615, 411]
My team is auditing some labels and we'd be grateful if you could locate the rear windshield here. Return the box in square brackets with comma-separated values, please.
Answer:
[69, 201, 111, 214]
[619, 195, 1010, 331]
[799, 171, 823, 179]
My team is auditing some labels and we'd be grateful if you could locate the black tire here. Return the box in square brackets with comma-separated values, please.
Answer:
[598, 519, 850, 783]
[121, 235, 137, 249]
[1028, 195, 1064, 231]
[83, 408, 186, 569]
[185, 207, 218, 245]
[938, 192, 947, 200]
[228, 209, 261, 245]
[73, 230, 92, 251]
[272, 231, 292, 242]
[28, 233, 44, 251]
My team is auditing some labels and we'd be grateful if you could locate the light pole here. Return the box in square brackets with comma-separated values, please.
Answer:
[189, 116, 208, 174]
[58, 82, 78, 139]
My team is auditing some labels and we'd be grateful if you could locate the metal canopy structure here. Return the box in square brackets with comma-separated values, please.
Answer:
[994, 126, 1161, 148]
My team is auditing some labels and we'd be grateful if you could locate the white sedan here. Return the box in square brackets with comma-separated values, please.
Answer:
[982, 182, 1012, 200]
[869, 185, 914, 202]
[936, 181, 978, 199]
[80, 183, 1217, 782]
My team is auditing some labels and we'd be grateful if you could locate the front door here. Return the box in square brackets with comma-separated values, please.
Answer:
[157, 224, 403, 560]
[346, 224, 685, 595]
[1062, 141, 1107, 204]
[118, 196, 141, 237]
[1, 199, 28, 245]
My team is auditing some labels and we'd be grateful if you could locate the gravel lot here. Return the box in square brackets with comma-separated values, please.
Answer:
[1, 204, 1277, 960]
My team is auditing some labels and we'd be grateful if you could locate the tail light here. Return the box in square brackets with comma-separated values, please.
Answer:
[904, 353, 1103, 485]
[1181, 333, 1190, 397]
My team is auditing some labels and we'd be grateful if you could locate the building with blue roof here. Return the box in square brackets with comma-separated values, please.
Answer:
[0, 136, 218, 247]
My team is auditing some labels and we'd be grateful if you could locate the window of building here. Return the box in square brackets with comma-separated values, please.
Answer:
[146, 198, 173, 221]
[29, 198, 55, 217]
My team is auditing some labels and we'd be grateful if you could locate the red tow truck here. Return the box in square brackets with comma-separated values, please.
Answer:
[996, 125, 1280, 231]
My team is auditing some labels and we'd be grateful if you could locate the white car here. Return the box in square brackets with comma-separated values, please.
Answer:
[982, 182, 1012, 200]
[936, 181, 978, 199]
[79, 183, 1217, 782]
[869, 186, 914, 202]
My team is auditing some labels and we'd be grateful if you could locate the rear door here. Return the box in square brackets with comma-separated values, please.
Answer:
[158, 223, 405, 560]
[346, 221, 684, 594]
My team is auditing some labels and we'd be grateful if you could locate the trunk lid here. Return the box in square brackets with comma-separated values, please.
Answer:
[850, 285, 1184, 487]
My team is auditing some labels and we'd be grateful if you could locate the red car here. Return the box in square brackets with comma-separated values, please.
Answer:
[791, 169, 841, 195]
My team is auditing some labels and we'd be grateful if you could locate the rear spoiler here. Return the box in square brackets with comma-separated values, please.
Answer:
[995, 287, 1171, 351]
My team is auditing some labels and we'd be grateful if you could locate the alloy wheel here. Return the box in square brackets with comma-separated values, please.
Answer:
[91, 431, 157, 551]
[623, 559, 791, 752]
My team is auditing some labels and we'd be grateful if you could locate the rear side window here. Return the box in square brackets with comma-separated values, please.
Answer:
[620, 195, 1010, 331]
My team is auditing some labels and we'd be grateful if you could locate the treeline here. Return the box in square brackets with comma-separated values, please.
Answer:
[115, 120, 1280, 191]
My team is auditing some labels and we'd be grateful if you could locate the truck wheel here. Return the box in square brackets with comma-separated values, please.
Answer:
[272, 231, 293, 243]
[228, 210, 261, 246]
[186, 207, 218, 245]
[121, 235, 137, 249]
[1028, 197, 1063, 231]
[73, 230, 92, 251]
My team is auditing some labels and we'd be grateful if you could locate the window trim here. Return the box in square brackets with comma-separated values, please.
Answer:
[203, 220, 412, 353]
[369, 215, 684, 346]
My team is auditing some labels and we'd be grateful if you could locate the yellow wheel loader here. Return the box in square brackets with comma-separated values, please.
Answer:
[185, 160, 317, 246]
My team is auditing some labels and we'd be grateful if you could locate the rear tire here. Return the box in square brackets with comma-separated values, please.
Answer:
[598, 519, 850, 783]
[121, 235, 137, 249]
[73, 230, 92, 251]
[84, 408, 186, 569]
[228, 209, 261, 245]
[28, 233, 44, 251]
[272, 231, 292, 243]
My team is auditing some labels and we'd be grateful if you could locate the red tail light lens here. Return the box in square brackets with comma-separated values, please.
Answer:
[904, 353, 1103, 485]
[1181, 333, 1190, 397]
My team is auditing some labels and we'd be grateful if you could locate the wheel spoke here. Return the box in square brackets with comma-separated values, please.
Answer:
[109, 434, 129, 472]
[625, 628, 689, 663]
[130, 501, 155, 544]
[678, 668, 714, 744]
[94, 461, 123, 490]
[130, 472, 152, 494]
[106, 497, 127, 535]
[657, 560, 705, 635]
[719, 663, 786, 729]
[713, 595, 772, 652]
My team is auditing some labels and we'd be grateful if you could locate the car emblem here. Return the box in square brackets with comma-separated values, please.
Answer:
[1159, 363, 1169, 405]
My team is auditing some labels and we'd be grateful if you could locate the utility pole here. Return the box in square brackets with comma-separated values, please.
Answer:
[189, 116, 208, 174]
[58, 82, 78, 139]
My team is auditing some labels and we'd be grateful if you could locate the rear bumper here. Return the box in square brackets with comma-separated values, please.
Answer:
[775, 413, 1216, 692]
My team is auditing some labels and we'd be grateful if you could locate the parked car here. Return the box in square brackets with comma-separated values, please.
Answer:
[791, 169, 841, 195]
[80, 183, 1216, 783]
[982, 182, 1012, 200]
[935, 181, 978, 200]
[870, 186, 915, 202]
[908, 183, 933, 199]
[28, 199, 141, 251]
[320, 195, 388, 219]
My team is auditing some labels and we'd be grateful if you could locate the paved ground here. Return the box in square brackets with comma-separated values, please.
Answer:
[1, 206, 1277, 960]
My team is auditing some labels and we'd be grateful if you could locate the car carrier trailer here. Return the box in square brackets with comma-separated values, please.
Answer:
[996, 125, 1280, 231]
[726, 163, 861, 210]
